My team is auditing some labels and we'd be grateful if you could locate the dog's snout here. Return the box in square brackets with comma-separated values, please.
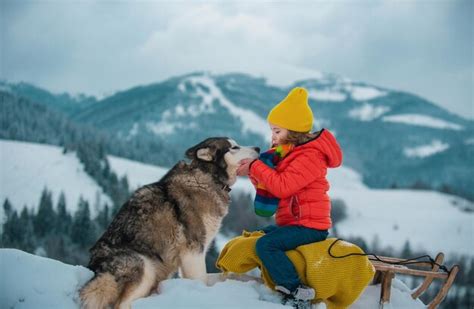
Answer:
[253, 147, 260, 153]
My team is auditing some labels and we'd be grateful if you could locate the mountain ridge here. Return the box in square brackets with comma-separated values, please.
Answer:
[2, 72, 473, 200]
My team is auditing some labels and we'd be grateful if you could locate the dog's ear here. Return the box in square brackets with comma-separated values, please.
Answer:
[196, 147, 215, 161]
[185, 140, 218, 162]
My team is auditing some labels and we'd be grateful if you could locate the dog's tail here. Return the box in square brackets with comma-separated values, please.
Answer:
[79, 272, 119, 309]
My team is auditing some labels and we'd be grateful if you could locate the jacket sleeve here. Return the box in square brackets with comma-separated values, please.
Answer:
[249, 151, 326, 199]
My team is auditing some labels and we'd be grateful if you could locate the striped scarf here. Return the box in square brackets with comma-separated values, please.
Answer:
[254, 144, 294, 217]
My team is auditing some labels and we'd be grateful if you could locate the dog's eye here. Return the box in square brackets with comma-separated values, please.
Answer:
[231, 146, 240, 150]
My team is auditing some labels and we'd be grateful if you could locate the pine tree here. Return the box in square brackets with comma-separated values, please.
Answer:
[102, 159, 111, 179]
[2, 198, 13, 219]
[71, 197, 95, 248]
[371, 234, 381, 253]
[401, 240, 412, 258]
[34, 187, 56, 237]
[19, 206, 35, 252]
[117, 175, 131, 206]
[331, 199, 347, 225]
[463, 288, 474, 308]
[96, 204, 110, 230]
[1, 210, 21, 247]
[55, 191, 71, 235]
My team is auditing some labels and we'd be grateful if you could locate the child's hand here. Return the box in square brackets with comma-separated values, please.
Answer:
[237, 159, 255, 176]
[249, 175, 258, 187]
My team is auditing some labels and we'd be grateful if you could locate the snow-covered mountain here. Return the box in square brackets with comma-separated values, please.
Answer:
[2, 139, 472, 258]
[0, 248, 426, 309]
[4, 72, 471, 200]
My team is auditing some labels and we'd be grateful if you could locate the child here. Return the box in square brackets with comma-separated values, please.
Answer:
[237, 87, 343, 304]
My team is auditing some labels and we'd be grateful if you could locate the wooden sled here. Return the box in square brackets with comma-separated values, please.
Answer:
[371, 253, 459, 309]
[209, 252, 459, 309]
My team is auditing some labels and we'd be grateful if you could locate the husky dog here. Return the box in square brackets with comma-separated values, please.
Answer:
[79, 137, 260, 309]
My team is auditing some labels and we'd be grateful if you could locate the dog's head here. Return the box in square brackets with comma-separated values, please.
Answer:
[185, 137, 260, 186]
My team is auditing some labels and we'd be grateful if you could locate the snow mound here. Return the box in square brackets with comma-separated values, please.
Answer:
[0, 248, 427, 309]
[382, 114, 463, 130]
[346, 85, 388, 101]
[308, 89, 347, 102]
[348, 103, 390, 121]
[0, 248, 93, 308]
[404, 140, 450, 158]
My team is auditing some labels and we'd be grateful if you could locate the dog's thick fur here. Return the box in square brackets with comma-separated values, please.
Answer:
[79, 137, 259, 309]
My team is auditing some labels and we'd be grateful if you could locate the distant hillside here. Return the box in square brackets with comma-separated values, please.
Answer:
[0, 91, 179, 166]
[78, 73, 474, 200]
[0, 80, 97, 115]
[2, 72, 473, 200]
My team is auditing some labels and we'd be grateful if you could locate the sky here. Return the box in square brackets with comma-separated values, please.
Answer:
[1, 0, 473, 118]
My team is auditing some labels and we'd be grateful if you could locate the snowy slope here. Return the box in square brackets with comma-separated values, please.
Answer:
[0, 139, 112, 217]
[2, 139, 472, 258]
[107, 155, 169, 189]
[0, 248, 426, 309]
[325, 167, 474, 257]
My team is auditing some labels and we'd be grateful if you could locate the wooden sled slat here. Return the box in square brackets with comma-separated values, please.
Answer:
[427, 265, 459, 309]
[411, 252, 444, 299]
[373, 263, 448, 279]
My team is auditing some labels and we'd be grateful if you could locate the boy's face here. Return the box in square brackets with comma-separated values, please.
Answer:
[270, 123, 289, 146]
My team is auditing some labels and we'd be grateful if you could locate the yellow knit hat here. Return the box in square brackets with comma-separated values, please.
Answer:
[267, 87, 313, 132]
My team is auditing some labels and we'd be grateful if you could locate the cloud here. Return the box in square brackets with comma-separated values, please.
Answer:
[137, 4, 297, 75]
[1, 0, 472, 118]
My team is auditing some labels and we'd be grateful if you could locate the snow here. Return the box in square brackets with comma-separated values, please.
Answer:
[175, 105, 186, 116]
[0, 248, 426, 309]
[145, 101, 202, 136]
[0, 139, 112, 218]
[382, 114, 464, 130]
[351, 284, 425, 309]
[349, 103, 390, 121]
[107, 155, 169, 189]
[138, 279, 284, 308]
[146, 120, 198, 135]
[177, 82, 186, 92]
[308, 89, 347, 102]
[0, 248, 91, 309]
[464, 138, 474, 145]
[346, 85, 388, 101]
[0, 83, 12, 92]
[327, 168, 474, 257]
[126, 122, 140, 140]
[305, 80, 387, 103]
[404, 140, 450, 158]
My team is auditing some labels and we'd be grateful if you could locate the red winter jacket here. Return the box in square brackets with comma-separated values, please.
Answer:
[249, 129, 342, 230]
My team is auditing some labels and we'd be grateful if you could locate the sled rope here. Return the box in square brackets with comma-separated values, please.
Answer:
[327, 238, 451, 274]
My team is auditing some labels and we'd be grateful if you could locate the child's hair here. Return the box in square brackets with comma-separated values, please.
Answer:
[272, 130, 320, 147]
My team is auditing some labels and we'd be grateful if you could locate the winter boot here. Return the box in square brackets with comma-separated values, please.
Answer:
[275, 285, 315, 309]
